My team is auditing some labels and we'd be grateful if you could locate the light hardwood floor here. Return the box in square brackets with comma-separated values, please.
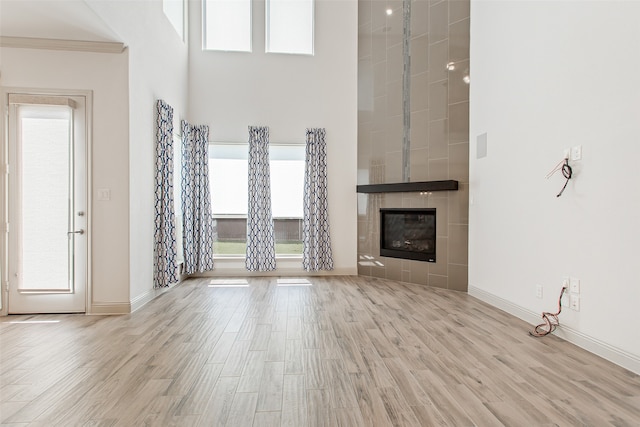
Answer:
[1, 276, 639, 426]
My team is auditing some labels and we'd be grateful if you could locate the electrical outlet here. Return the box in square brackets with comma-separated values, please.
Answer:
[536, 284, 543, 299]
[562, 277, 570, 290]
[570, 277, 580, 294]
[563, 148, 570, 159]
[570, 294, 580, 311]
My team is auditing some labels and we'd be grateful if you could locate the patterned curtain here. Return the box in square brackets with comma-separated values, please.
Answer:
[181, 121, 215, 274]
[153, 100, 179, 288]
[302, 128, 334, 271]
[246, 126, 277, 271]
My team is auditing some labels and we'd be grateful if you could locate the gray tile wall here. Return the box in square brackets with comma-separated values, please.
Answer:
[357, 0, 469, 291]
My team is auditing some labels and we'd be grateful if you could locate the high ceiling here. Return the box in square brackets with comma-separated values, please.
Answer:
[0, 0, 120, 42]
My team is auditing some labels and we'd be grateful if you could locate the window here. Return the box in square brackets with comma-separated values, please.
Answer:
[17, 105, 71, 290]
[163, 0, 185, 40]
[266, 0, 314, 55]
[209, 143, 305, 256]
[203, 0, 252, 52]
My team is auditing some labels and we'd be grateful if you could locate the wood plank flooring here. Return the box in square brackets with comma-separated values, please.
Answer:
[1, 276, 639, 426]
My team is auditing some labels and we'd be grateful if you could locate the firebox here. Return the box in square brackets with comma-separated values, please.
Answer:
[380, 208, 436, 262]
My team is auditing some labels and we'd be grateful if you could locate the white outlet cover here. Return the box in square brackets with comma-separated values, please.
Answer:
[570, 294, 580, 311]
[570, 278, 580, 294]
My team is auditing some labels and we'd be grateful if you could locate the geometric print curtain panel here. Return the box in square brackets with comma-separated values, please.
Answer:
[302, 128, 334, 271]
[153, 99, 179, 288]
[245, 126, 277, 271]
[181, 121, 215, 274]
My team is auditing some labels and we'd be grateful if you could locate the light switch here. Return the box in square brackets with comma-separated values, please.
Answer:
[571, 145, 582, 161]
[97, 188, 111, 201]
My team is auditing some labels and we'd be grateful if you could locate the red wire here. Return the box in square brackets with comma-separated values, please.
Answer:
[530, 286, 567, 337]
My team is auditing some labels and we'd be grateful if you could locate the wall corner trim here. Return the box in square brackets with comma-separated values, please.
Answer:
[468, 285, 640, 375]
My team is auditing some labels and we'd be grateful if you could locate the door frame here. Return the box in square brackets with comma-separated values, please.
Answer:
[0, 87, 93, 316]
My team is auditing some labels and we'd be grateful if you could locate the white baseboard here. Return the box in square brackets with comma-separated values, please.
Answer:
[468, 286, 640, 375]
[130, 289, 155, 313]
[89, 281, 182, 315]
[130, 281, 181, 313]
[89, 302, 131, 315]
[191, 258, 357, 277]
[190, 269, 357, 278]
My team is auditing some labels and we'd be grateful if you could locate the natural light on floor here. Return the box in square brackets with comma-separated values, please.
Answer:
[7, 320, 61, 324]
[208, 279, 250, 288]
[276, 278, 312, 287]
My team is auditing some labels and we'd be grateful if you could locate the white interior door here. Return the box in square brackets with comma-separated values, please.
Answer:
[7, 93, 88, 313]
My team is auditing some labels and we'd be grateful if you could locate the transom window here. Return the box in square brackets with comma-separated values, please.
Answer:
[203, 0, 252, 52]
[266, 0, 314, 55]
[203, 0, 314, 55]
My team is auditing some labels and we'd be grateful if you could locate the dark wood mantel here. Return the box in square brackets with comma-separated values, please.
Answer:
[356, 180, 458, 193]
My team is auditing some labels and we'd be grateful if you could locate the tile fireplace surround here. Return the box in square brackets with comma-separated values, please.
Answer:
[356, 179, 468, 291]
[357, 0, 470, 291]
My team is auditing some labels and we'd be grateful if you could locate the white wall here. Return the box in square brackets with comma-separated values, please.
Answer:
[0, 46, 130, 311]
[188, 0, 358, 275]
[86, 0, 190, 302]
[469, 0, 640, 372]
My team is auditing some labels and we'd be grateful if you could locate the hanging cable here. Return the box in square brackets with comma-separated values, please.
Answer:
[545, 157, 573, 197]
[556, 159, 572, 197]
[529, 286, 567, 337]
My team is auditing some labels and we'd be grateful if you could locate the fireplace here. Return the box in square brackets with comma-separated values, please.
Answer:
[380, 208, 436, 262]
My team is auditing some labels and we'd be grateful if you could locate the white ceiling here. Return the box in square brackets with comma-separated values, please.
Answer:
[0, 0, 121, 42]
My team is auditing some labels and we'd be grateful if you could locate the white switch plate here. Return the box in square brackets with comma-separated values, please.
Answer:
[571, 145, 582, 161]
[97, 188, 111, 201]
[570, 277, 580, 294]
